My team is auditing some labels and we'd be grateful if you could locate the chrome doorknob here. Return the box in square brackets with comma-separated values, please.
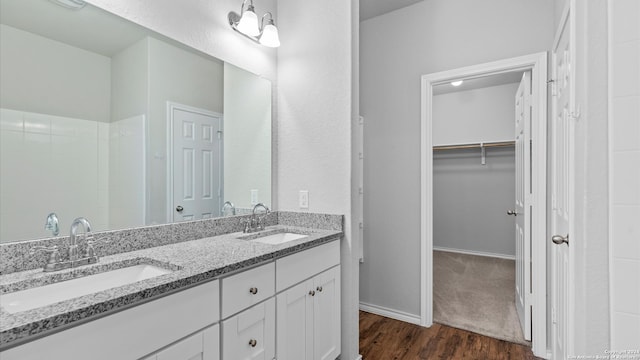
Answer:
[552, 234, 569, 245]
[507, 210, 517, 216]
[249, 339, 257, 347]
[176, 205, 184, 212]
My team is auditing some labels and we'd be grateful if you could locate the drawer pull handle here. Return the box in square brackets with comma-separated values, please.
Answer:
[249, 339, 257, 347]
[249, 287, 258, 295]
[316, 286, 323, 292]
[309, 290, 316, 296]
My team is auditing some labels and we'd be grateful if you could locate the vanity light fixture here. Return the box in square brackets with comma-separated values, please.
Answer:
[451, 80, 464, 87]
[228, 0, 280, 48]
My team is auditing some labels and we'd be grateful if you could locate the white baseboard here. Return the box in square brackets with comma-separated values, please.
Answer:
[359, 302, 422, 325]
[355, 355, 363, 360]
[433, 246, 515, 260]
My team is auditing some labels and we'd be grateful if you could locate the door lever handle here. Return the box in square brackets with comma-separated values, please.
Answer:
[552, 234, 569, 245]
[507, 210, 517, 216]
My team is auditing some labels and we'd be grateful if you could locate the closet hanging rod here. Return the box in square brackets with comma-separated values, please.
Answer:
[433, 140, 515, 151]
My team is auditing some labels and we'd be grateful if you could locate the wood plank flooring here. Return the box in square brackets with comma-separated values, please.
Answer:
[359, 311, 541, 360]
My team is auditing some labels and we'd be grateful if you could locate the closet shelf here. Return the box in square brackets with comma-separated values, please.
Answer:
[433, 140, 515, 151]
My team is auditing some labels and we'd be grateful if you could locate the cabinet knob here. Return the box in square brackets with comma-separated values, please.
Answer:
[249, 339, 257, 347]
[316, 286, 323, 292]
[309, 290, 316, 296]
[249, 287, 258, 295]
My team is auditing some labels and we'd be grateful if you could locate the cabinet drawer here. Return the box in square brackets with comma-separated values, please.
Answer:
[222, 298, 275, 360]
[276, 240, 340, 292]
[221, 262, 275, 319]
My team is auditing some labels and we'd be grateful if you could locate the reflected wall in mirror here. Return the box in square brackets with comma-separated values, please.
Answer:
[0, 0, 272, 243]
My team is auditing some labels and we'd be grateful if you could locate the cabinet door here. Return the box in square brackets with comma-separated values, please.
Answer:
[222, 298, 275, 360]
[276, 279, 314, 360]
[313, 266, 341, 360]
[153, 325, 219, 360]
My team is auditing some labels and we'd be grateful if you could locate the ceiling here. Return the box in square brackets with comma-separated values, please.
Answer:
[360, 0, 424, 21]
[433, 71, 525, 95]
[0, 0, 148, 56]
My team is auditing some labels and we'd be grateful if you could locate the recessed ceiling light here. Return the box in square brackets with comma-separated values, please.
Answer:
[451, 80, 463, 87]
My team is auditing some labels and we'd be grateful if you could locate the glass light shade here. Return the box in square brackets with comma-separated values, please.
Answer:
[236, 9, 260, 36]
[259, 23, 280, 47]
[450, 80, 463, 87]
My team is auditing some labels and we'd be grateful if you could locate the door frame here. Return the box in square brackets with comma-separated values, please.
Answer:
[166, 102, 224, 223]
[420, 52, 548, 357]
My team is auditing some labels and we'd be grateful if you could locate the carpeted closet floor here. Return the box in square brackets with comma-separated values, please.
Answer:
[433, 250, 530, 345]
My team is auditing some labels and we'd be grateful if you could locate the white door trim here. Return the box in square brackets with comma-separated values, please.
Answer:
[420, 52, 548, 357]
[166, 102, 224, 223]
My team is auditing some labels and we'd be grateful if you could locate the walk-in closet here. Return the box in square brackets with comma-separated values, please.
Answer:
[431, 71, 529, 345]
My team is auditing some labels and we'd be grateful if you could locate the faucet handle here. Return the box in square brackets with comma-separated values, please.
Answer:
[84, 237, 109, 259]
[30, 245, 61, 264]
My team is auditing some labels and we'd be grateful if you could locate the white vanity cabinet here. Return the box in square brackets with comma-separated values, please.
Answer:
[0, 280, 220, 360]
[143, 325, 219, 360]
[276, 242, 341, 360]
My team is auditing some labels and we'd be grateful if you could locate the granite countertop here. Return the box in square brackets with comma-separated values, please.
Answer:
[0, 225, 341, 350]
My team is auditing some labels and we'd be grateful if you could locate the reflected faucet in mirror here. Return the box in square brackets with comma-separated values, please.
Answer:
[221, 201, 236, 216]
[44, 213, 60, 236]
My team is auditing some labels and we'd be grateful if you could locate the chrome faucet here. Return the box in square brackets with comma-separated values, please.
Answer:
[31, 217, 101, 272]
[221, 201, 236, 216]
[44, 212, 60, 236]
[244, 203, 270, 233]
[69, 217, 92, 261]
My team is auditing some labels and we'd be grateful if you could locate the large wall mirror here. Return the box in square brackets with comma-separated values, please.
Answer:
[0, 0, 272, 243]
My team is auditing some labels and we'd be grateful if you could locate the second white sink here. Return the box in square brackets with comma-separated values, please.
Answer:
[0, 264, 173, 314]
[251, 232, 308, 245]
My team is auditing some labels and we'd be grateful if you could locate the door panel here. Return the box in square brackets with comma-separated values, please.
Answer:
[514, 71, 532, 341]
[313, 266, 341, 360]
[171, 107, 222, 222]
[276, 280, 313, 360]
[552, 4, 574, 358]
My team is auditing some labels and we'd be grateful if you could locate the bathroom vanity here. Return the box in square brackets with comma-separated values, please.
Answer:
[0, 212, 342, 360]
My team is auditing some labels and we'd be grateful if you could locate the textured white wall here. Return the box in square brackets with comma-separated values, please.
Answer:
[608, 0, 640, 351]
[277, 0, 357, 358]
[360, 0, 554, 317]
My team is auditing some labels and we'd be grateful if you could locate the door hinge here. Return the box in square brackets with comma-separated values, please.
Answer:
[548, 79, 557, 97]
[217, 130, 223, 139]
[551, 306, 557, 324]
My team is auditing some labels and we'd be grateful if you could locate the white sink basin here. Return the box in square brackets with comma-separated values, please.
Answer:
[251, 232, 308, 245]
[0, 264, 172, 314]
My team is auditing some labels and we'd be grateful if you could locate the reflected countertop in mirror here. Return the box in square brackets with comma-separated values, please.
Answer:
[0, 0, 272, 243]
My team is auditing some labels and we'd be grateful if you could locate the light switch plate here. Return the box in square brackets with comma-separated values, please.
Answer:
[299, 190, 309, 209]
[251, 189, 258, 205]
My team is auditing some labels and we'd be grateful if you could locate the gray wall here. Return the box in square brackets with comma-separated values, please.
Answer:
[433, 83, 518, 257]
[359, 0, 555, 316]
[433, 149, 515, 256]
[0, 24, 111, 122]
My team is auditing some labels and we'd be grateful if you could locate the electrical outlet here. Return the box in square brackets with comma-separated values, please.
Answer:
[250, 189, 258, 205]
[299, 190, 309, 209]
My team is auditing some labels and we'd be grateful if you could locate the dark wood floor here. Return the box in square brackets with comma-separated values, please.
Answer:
[359, 311, 541, 360]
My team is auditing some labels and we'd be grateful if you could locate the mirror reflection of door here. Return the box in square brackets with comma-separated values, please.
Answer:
[170, 104, 223, 222]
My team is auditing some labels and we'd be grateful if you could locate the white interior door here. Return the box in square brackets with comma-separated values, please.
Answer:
[551, 4, 574, 358]
[171, 106, 222, 222]
[514, 71, 533, 341]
